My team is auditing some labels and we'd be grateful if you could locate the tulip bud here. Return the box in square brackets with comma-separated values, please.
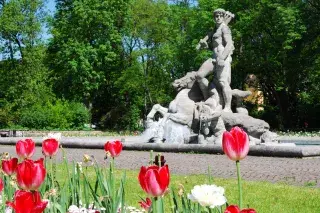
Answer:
[2, 158, 18, 176]
[224, 205, 240, 213]
[1, 152, 10, 160]
[76, 162, 83, 174]
[16, 139, 35, 159]
[42, 138, 59, 157]
[104, 140, 123, 158]
[153, 154, 166, 167]
[138, 165, 170, 197]
[16, 158, 46, 191]
[222, 127, 249, 161]
[178, 183, 185, 196]
[6, 190, 48, 213]
[240, 209, 257, 213]
[83, 154, 92, 163]
[224, 205, 257, 213]
[48, 188, 57, 197]
[138, 198, 152, 211]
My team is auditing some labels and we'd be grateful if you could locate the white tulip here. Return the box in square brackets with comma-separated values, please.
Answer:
[187, 184, 227, 208]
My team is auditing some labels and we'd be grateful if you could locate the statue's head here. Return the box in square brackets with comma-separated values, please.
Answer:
[213, 8, 225, 24]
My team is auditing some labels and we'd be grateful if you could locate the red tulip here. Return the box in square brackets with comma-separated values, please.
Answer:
[16, 158, 46, 190]
[42, 138, 59, 157]
[240, 209, 257, 213]
[16, 139, 35, 159]
[224, 205, 257, 213]
[138, 165, 170, 197]
[2, 157, 18, 176]
[0, 178, 4, 192]
[222, 127, 249, 161]
[225, 205, 240, 213]
[6, 190, 48, 213]
[138, 198, 152, 211]
[104, 140, 123, 157]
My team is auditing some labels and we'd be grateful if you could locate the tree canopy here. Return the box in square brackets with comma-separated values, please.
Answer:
[0, 0, 319, 131]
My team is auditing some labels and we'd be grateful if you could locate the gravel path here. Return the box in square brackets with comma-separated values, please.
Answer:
[2, 145, 320, 187]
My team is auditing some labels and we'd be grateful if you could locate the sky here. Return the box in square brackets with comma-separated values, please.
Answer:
[42, 0, 56, 40]
[47, 0, 56, 14]
[1, 0, 56, 60]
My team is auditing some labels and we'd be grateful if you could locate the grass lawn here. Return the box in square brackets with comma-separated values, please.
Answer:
[56, 164, 320, 213]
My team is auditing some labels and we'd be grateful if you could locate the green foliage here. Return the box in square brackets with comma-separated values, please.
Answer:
[222, 0, 320, 129]
[19, 100, 90, 130]
[0, 0, 45, 58]
[48, 0, 129, 104]
[111, 0, 207, 130]
[2, 47, 52, 104]
[1, 0, 320, 130]
[0, 0, 50, 109]
[42, 163, 320, 213]
[0, 101, 16, 128]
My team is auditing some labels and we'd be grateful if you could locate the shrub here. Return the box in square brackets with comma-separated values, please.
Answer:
[19, 100, 90, 130]
[0, 101, 16, 129]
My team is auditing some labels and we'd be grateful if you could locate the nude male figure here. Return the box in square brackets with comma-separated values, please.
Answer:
[196, 8, 235, 112]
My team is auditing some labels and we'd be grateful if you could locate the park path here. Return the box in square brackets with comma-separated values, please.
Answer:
[1, 145, 320, 187]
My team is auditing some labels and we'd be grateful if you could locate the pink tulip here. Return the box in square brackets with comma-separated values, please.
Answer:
[104, 140, 123, 157]
[225, 205, 257, 213]
[2, 157, 18, 176]
[6, 190, 48, 213]
[138, 165, 170, 197]
[222, 127, 249, 161]
[16, 139, 35, 159]
[16, 158, 46, 191]
[42, 138, 59, 157]
[138, 198, 152, 211]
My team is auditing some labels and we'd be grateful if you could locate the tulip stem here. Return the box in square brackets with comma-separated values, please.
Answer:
[50, 157, 57, 213]
[50, 157, 54, 189]
[111, 157, 116, 211]
[236, 160, 242, 209]
[149, 150, 153, 165]
[154, 197, 163, 213]
[157, 153, 161, 167]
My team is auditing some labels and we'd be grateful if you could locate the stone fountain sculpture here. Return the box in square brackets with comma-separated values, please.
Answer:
[142, 9, 277, 145]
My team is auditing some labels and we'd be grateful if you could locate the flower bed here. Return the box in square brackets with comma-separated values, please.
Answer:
[0, 128, 258, 213]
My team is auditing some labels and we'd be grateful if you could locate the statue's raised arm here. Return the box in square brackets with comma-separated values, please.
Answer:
[224, 11, 235, 25]
[196, 35, 209, 50]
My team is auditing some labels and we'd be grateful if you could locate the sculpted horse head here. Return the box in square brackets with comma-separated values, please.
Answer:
[172, 71, 197, 91]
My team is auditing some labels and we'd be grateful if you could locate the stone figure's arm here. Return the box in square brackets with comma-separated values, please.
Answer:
[224, 11, 235, 25]
[147, 104, 168, 119]
[220, 26, 234, 60]
[196, 35, 209, 50]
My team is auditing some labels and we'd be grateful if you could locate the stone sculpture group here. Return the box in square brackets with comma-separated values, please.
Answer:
[143, 9, 277, 145]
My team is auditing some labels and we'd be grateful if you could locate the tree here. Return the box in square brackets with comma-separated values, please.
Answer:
[224, 0, 307, 129]
[0, 0, 45, 60]
[0, 0, 51, 127]
[295, 0, 320, 128]
[48, 0, 129, 111]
